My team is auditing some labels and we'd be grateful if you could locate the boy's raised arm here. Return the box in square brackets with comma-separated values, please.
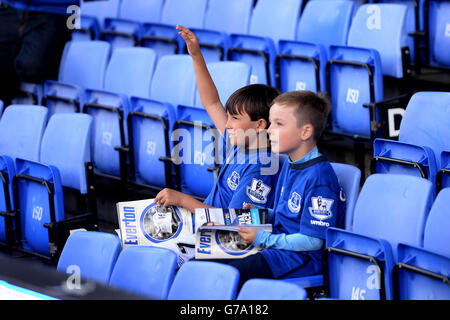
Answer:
[177, 25, 228, 136]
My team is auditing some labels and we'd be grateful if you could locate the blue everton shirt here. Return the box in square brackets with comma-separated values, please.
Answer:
[260, 149, 346, 278]
[203, 131, 280, 209]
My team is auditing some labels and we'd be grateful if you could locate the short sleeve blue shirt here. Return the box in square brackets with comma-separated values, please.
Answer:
[260, 152, 346, 278]
[203, 131, 280, 209]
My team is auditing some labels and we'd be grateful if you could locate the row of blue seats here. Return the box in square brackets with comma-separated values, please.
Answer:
[57, 230, 308, 300]
[0, 108, 97, 260]
[76, 0, 450, 71]
[0, 103, 363, 260]
[56, 174, 450, 300]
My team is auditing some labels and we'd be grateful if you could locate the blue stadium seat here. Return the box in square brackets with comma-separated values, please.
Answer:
[324, 174, 433, 300]
[14, 158, 65, 257]
[141, 0, 208, 60]
[373, 92, 450, 198]
[437, 151, 450, 193]
[326, 4, 410, 140]
[194, 61, 252, 108]
[393, 188, 450, 300]
[57, 231, 121, 285]
[228, 0, 303, 86]
[109, 246, 178, 299]
[174, 104, 223, 198]
[0, 156, 15, 246]
[126, 97, 177, 191]
[43, 41, 111, 116]
[83, 47, 157, 179]
[237, 279, 307, 300]
[421, 0, 450, 68]
[167, 261, 240, 300]
[187, 0, 254, 63]
[72, 0, 121, 41]
[348, 4, 409, 78]
[0, 105, 48, 162]
[330, 162, 361, 231]
[277, 0, 354, 92]
[101, 0, 165, 49]
[150, 55, 196, 108]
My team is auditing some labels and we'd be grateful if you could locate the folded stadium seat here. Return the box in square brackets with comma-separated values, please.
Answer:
[57, 231, 121, 285]
[0, 105, 48, 162]
[101, 0, 165, 50]
[372, 91, 450, 198]
[11, 82, 43, 105]
[186, 0, 254, 63]
[276, 0, 354, 93]
[83, 47, 157, 184]
[141, 0, 208, 60]
[0, 156, 15, 247]
[109, 246, 178, 299]
[228, 0, 303, 86]
[237, 279, 307, 300]
[10, 113, 98, 261]
[323, 174, 433, 300]
[393, 188, 450, 300]
[167, 261, 240, 300]
[436, 151, 450, 193]
[72, 0, 121, 41]
[43, 41, 111, 116]
[282, 162, 361, 294]
[174, 61, 251, 199]
[326, 3, 410, 142]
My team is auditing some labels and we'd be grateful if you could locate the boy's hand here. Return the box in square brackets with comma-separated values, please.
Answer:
[154, 188, 185, 208]
[238, 227, 258, 244]
[176, 24, 201, 58]
[243, 202, 255, 210]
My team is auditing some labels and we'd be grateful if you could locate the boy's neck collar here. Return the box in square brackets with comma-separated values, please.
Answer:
[288, 147, 328, 170]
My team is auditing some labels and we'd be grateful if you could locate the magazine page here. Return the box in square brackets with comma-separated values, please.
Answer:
[116, 199, 195, 268]
[194, 208, 272, 259]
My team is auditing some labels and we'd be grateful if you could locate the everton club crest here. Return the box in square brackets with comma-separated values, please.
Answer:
[288, 192, 302, 213]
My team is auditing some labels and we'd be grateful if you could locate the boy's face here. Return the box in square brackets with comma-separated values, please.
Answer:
[225, 109, 262, 147]
[267, 103, 306, 154]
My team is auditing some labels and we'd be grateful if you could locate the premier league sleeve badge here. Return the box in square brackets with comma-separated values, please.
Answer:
[309, 196, 334, 222]
[246, 178, 271, 204]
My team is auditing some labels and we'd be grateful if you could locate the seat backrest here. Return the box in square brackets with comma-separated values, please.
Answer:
[80, 0, 121, 28]
[423, 187, 450, 257]
[40, 113, 93, 194]
[160, 0, 208, 28]
[427, 0, 450, 67]
[57, 231, 121, 285]
[237, 278, 307, 300]
[109, 246, 178, 299]
[118, 0, 164, 24]
[58, 41, 111, 90]
[330, 162, 361, 231]
[204, 0, 253, 34]
[167, 261, 240, 300]
[104, 47, 157, 99]
[353, 174, 433, 258]
[297, 0, 354, 49]
[194, 61, 251, 108]
[15, 158, 64, 256]
[0, 105, 48, 162]
[347, 4, 408, 78]
[398, 92, 450, 169]
[249, 0, 303, 47]
[150, 55, 196, 107]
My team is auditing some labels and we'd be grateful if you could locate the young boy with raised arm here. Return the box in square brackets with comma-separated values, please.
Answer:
[154, 25, 280, 213]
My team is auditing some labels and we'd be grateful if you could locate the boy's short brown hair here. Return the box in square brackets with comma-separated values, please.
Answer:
[271, 90, 331, 141]
[226, 84, 279, 123]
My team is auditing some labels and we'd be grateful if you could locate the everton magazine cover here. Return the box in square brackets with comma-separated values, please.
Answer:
[116, 199, 196, 268]
[194, 208, 271, 260]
